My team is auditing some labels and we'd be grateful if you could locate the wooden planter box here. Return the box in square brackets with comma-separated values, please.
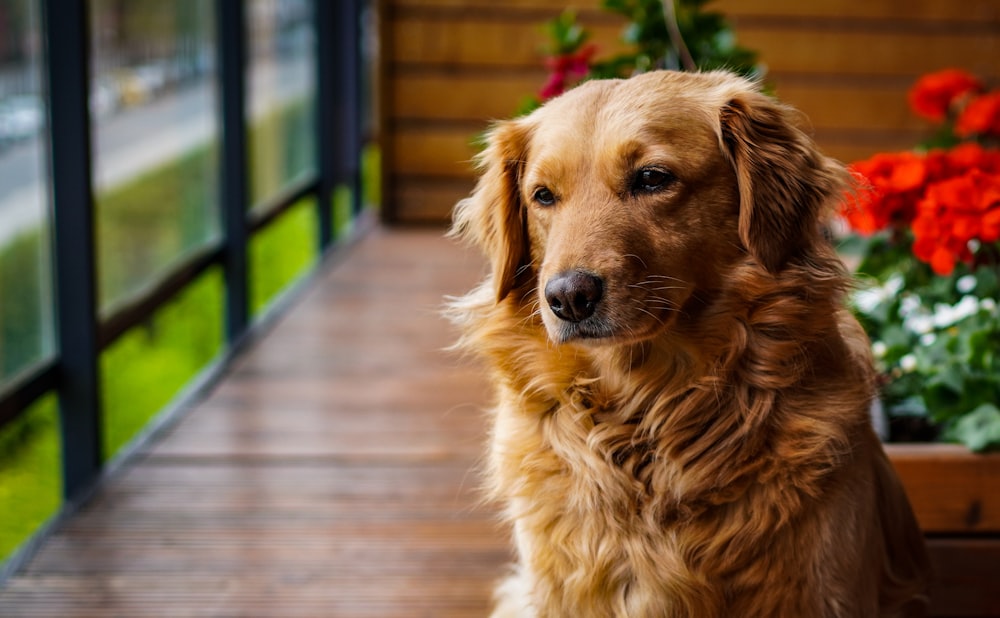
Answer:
[886, 444, 1000, 617]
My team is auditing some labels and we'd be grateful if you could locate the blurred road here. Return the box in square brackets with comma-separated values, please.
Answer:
[0, 56, 310, 246]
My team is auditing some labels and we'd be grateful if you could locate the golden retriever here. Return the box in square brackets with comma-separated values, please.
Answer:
[449, 70, 931, 617]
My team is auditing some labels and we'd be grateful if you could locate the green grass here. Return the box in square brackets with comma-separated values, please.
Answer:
[0, 394, 61, 560]
[250, 197, 318, 316]
[100, 267, 224, 458]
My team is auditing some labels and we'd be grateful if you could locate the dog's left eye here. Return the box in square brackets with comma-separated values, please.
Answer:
[533, 187, 557, 206]
[632, 168, 674, 194]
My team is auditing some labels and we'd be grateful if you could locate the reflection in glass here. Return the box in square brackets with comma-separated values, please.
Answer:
[89, 0, 220, 312]
[247, 0, 316, 208]
[0, 0, 54, 385]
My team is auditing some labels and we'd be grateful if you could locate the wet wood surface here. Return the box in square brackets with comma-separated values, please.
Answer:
[0, 228, 509, 617]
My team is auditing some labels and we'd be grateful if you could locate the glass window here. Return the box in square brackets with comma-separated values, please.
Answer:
[0, 0, 54, 386]
[89, 0, 220, 313]
[247, 0, 316, 208]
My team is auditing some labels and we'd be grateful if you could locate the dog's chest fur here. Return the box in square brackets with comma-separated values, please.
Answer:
[486, 345, 843, 618]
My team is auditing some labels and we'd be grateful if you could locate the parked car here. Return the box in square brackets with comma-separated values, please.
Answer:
[0, 95, 44, 148]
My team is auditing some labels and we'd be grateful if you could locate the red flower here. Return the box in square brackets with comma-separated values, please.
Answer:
[929, 143, 1000, 179]
[846, 69, 1000, 280]
[907, 69, 983, 122]
[845, 143, 1000, 238]
[956, 91, 1000, 138]
[912, 169, 1000, 275]
[843, 152, 927, 234]
[539, 43, 597, 100]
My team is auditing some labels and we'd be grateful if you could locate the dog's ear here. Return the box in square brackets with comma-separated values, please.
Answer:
[719, 90, 846, 272]
[450, 120, 531, 302]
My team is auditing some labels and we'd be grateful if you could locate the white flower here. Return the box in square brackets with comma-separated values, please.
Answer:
[904, 295, 983, 334]
[872, 341, 887, 359]
[919, 333, 937, 346]
[900, 354, 918, 372]
[905, 313, 934, 335]
[899, 294, 922, 317]
[932, 295, 980, 328]
[852, 274, 904, 314]
[956, 274, 977, 294]
[981, 298, 997, 312]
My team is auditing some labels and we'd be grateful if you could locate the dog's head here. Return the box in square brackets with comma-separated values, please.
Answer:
[452, 70, 846, 345]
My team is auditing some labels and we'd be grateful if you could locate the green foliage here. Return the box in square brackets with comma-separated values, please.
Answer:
[250, 198, 318, 316]
[96, 145, 220, 310]
[100, 267, 223, 458]
[852, 239, 1000, 451]
[360, 143, 382, 212]
[519, 1, 760, 115]
[544, 10, 590, 56]
[89, 0, 211, 52]
[952, 404, 1000, 453]
[0, 228, 52, 380]
[545, 0, 757, 80]
[248, 98, 316, 207]
[0, 394, 61, 562]
[593, 0, 758, 77]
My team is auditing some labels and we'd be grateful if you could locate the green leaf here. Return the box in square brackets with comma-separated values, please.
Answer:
[886, 396, 928, 418]
[545, 10, 589, 55]
[949, 404, 1000, 452]
[975, 266, 999, 297]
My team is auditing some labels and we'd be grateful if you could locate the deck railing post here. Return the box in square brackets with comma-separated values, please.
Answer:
[317, 0, 363, 247]
[42, 0, 103, 501]
[339, 0, 364, 219]
[217, 0, 250, 343]
[315, 0, 335, 249]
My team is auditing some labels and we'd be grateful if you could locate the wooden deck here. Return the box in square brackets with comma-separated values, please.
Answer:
[0, 228, 509, 617]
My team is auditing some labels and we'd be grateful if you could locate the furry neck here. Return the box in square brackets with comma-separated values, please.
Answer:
[457, 253, 866, 519]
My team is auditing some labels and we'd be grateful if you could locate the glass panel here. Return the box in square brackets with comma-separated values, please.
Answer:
[101, 267, 223, 459]
[0, 393, 61, 563]
[250, 196, 317, 316]
[0, 0, 54, 385]
[89, 0, 219, 312]
[247, 0, 316, 208]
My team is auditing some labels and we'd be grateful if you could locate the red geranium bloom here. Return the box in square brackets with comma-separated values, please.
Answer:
[912, 169, 1000, 274]
[956, 91, 1000, 138]
[907, 69, 983, 122]
[843, 152, 928, 233]
[932, 142, 1000, 178]
[539, 43, 597, 100]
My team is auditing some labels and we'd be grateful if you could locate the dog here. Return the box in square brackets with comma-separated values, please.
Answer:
[448, 70, 931, 617]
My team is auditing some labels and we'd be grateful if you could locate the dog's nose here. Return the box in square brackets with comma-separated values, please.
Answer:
[545, 270, 603, 322]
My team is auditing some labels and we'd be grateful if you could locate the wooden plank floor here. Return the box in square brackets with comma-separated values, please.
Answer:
[0, 228, 509, 617]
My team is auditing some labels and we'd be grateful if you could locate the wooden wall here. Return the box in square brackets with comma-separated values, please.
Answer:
[380, 0, 1000, 224]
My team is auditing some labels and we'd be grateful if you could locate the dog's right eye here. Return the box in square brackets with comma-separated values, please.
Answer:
[632, 168, 675, 195]
[533, 187, 556, 206]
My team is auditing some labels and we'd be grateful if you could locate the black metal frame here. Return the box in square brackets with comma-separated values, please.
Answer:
[44, 0, 102, 497]
[0, 0, 366, 504]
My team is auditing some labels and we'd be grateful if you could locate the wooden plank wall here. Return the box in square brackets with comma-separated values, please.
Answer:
[381, 0, 1000, 224]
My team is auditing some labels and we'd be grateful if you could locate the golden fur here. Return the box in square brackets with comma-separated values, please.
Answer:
[449, 70, 931, 617]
